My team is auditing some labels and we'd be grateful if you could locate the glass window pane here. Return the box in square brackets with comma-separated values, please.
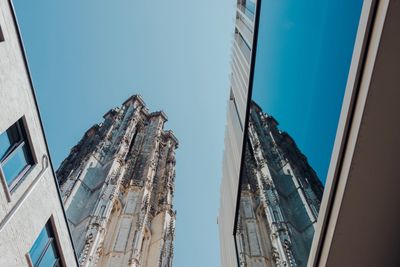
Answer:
[0, 125, 20, 160]
[37, 241, 59, 267]
[29, 227, 51, 266]
[236, 32, 251, 62]
[245, 0, 255, 15]
[0, 131, 11, 159]
[2, 143, 30, 186]
[235, 0, 364, 266]
[241, 0, 255, 21]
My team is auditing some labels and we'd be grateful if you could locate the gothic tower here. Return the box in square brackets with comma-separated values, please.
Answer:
[57, 95, 178, 267]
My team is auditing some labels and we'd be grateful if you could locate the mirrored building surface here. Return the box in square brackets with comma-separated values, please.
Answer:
[218, 0, 400, 267]
[235, 102, 323, 267]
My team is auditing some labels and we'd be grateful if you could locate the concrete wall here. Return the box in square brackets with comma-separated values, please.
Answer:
[0, 0, 77, 266]
[308, 1, 400, 266]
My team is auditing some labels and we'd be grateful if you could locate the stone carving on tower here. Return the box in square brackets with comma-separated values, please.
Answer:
[57, 95, 178, 267]
[235, 101, 324, 267]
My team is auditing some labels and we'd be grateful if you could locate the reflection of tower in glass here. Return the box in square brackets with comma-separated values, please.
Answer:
[236, 101, 324, 267]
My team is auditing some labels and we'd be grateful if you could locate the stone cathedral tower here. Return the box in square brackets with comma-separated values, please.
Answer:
[56, 95, 178, 267]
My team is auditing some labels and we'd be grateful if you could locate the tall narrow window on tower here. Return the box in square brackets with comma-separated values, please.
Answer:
[233, 0, 364, 266]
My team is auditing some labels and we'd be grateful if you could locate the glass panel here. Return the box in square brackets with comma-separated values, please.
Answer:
[2, 143, 30, 186]
[29, 227, 51, 266]
[236, 32, 251, 62]
[241, 0, 255, 21]
[30, 224, 61, 267]
[37, 241, 59, 267]
[238, 12, 253, 33]
[245, 0, 255, 15]
[0, 124, 21, 160]
[0, 131, 11, 159]
[235, 0, 364, 266]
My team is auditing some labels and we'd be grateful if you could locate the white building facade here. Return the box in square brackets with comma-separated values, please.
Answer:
[0, 0, 78, 266]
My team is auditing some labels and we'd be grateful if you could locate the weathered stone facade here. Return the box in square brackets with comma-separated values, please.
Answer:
[235, 102, 323, 267]
[57, 95, 178, 267]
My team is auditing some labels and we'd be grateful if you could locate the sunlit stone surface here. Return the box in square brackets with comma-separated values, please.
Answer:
[57, 95, 178, 267]
[235, 102, 323, 267]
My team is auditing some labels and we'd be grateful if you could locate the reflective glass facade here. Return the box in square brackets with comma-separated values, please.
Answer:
[233, 0, 364, 266]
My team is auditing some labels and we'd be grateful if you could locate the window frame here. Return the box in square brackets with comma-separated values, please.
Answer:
[235, 29, 252, 62]
[26, 217, 65, 267]
[239, 0, 256, 21]
[0, 116, 37, 201]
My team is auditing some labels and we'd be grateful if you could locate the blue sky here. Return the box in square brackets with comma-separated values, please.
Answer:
[12, 0, 364, 265]
[252, 0, 363, 183]
[13, 1, 236, 266]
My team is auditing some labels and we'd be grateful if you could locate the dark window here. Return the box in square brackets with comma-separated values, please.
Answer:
[0, 24, 4, 42]
[29, 221, 63, 267]
[0, 118, 34, 191]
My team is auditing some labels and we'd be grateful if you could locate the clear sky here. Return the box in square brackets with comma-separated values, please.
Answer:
[252, 0, 363, 184]
[13, 1, 236, 266]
